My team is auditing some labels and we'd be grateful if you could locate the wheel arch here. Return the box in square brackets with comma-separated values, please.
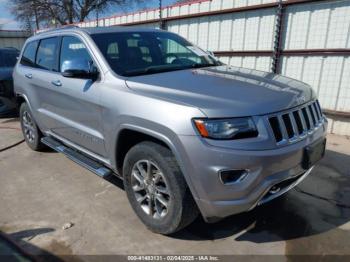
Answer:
[16, 94, 31, 110]
[114, 124, 200, 200]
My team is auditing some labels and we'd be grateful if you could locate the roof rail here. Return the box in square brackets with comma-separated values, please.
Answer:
[35, 25, 80, 35]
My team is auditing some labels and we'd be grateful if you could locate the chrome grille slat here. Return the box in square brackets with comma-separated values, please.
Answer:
[309, 105, 317, 126]
[314, 102, 322, 120]
[311, 103, 318, 121]
[288, 112, 299, 138]
[277, 115, 288, 141]
[316, 100, 323, 117]
[306, 106, 314, 130]
[298, 109, 307, 133]
[301, 107, 311, 130]
[311, 103, 319, 123]
[268, 100, 324, 145]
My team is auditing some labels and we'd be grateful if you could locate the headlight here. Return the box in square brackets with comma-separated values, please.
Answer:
[193, 117, 258, 140]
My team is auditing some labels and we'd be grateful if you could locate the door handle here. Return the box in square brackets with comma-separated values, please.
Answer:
[51, 80, 62, 87]
[25, 73, 33, 79]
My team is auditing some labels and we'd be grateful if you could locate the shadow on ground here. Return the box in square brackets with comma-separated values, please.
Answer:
[1, 229, 65, 262]
[0, 117, 19, 123]
[171, 149, 350, 243]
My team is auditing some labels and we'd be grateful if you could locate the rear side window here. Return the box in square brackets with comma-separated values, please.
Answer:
[36, 37, 59, 71]
[20, 41, 38, 67]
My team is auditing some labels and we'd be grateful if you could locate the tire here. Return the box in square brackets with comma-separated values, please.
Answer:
[20, 102, 45, 151]
[123, 141, 199, 234]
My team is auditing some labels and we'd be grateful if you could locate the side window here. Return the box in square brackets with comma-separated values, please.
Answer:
[20, 41, 38, 67]
[60, 36, 93, 71]
[36, 37, 59, 71]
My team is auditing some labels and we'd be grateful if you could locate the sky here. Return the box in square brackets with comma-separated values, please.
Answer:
[0, 0, 179, 30]
[0, 0, 20, 30]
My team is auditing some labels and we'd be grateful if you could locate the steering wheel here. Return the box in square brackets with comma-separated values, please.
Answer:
[165, 53, 179, 63]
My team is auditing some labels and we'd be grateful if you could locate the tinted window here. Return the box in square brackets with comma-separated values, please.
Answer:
[60, 36, 93, 71]
[91, 32, 221, 77]
[20, 41, 38, 67]
[36, 37, 59, 71]
[0, 50, 18, 67]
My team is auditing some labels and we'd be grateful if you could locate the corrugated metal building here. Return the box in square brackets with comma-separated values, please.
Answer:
[42, 0, 350, 136]
[0, 30, 30, 50]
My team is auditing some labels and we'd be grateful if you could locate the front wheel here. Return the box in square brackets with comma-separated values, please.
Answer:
[123, 141, 198, 235]
[20, 102, 45, 151]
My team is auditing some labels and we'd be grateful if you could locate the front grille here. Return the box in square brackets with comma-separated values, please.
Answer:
[268, 100, 324, 145]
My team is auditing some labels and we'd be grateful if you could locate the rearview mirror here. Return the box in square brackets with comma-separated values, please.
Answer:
[61, 59, 99, 80]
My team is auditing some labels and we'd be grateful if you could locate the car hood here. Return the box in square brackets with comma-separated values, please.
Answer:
[0, 67, 13, 81]
[125, 66, 315, 117]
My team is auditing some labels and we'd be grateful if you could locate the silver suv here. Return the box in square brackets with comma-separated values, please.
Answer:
[13, 26, 327, 234]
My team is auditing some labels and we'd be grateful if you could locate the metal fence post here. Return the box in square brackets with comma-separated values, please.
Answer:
[159, 0, 166, 29]
[271, 0, 285, 74]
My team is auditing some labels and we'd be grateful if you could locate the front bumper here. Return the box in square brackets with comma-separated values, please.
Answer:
[177, 119, 327, 221]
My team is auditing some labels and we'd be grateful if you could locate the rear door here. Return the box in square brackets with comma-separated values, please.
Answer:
[16, 38, 60, 130]
[49, 35, 106, 157]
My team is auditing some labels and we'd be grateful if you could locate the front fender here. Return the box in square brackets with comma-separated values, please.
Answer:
[109, 118, 200, 201]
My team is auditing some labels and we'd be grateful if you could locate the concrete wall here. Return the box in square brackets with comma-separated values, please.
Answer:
[0, 30, 30, 50]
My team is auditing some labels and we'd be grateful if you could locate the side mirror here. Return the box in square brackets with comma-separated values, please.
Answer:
[61, 59, 99, 80]
[206, 50, 215, 57]
[206, 50, 221, 63]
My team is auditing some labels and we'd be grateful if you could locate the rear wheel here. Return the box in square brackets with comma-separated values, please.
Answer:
[123, 141, 198, 234]
[20, 102, 45, 151]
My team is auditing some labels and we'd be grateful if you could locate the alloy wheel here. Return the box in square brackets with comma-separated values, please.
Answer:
[22, 111, 35, 143]
[131, 160, 171, 219]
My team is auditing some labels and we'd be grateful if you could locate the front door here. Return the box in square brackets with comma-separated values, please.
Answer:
[50, 35, 106, 157]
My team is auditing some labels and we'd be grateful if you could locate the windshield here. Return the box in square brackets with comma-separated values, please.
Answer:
[0, 50, 18, 68]
[91, 31, 221, 77]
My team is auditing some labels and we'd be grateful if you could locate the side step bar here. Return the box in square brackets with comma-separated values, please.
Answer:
[41, 136, 112, 178]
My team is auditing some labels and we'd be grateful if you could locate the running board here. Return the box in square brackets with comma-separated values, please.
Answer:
[41, 136, 112, 178]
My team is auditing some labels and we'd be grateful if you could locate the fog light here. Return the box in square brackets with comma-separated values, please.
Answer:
[219, 169, 248, 185]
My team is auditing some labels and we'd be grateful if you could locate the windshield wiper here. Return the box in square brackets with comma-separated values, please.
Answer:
[188, 61, 223, 69]
[189, 63, 212, 69]
[125, 65, 188, 76]
[124, 62, 222, 77]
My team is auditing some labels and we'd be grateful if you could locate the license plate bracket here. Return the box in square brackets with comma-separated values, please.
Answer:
[302, 138, 326, 169]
